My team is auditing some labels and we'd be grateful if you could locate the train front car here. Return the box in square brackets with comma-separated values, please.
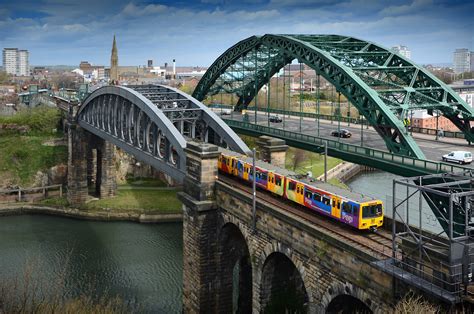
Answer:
[359, 201, 384, 231]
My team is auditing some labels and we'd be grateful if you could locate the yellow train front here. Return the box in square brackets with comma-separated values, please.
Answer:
[218, 151, 384, 231]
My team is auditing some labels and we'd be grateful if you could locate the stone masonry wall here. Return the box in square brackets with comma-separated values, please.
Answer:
[214, 181, 394, 313]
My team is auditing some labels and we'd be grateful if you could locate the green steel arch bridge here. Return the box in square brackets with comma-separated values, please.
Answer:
[192, 34, 474, 238]
[193, 34, 474, 160]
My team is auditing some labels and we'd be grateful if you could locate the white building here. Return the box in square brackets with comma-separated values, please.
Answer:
[453, 48, 470, 74]
[392, 45, 411, 59]
[2, 48, 29, 76]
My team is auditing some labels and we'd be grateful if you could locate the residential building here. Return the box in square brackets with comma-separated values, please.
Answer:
[2, 48, 29, 76]
[453, 48, 470, 74]
[392, 45, 411, 59]
[411, 110, 458, 131]
[17, 50, 29, 76]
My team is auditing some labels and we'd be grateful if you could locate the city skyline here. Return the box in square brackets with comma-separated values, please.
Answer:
[0, 0, 473, 67]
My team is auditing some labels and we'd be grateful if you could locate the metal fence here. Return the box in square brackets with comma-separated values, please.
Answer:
[0, 184, 63, 203]
[224, 119, 471, 175]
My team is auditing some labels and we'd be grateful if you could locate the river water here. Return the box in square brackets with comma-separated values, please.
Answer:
[347, 171, 445, 234]
[0, 215, 183, 313]
[0, 172, 446, 313]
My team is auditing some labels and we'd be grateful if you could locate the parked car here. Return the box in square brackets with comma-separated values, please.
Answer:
[442, 151, 472, 164]
[331, 129, 352, 138]
[269, 115, 283, 123]
[220, 108, 232, 115]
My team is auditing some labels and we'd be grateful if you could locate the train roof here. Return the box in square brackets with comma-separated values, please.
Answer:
[219, 148, 376, 203]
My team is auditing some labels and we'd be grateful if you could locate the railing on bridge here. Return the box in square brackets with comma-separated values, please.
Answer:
[223, 119, 471, 176]
[244, 106, 467, 140]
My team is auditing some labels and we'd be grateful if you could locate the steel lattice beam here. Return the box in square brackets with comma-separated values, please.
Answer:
[76, 85, 251, 182]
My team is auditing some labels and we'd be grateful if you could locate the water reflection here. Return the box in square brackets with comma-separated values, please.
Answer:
[0, 215, 183, 313]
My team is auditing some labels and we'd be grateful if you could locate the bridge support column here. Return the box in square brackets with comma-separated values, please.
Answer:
[67, 124, 88, 205]
[256, 135, 288, 168]
[97, 140, 116, 198]
[178, 142, 220, 313]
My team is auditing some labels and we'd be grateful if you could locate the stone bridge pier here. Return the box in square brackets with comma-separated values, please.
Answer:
[179, 141, 394, 313]
[67, 121, 116, 205]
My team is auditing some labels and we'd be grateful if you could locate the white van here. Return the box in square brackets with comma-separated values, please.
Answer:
[442, 151, 472, 164]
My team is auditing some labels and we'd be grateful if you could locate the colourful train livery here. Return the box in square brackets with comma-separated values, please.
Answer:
[218, 151, 383, 231]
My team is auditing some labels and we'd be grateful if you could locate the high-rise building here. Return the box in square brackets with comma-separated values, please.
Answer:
[453, 48, 470, 74]
[2, 48, 29, 76]
[470, 53, 474, 72]
[17, 50, 29, 76]
[110, 35, 118, 83]
[392, 45, 411, 59]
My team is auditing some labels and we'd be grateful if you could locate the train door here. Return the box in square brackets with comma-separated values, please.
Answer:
[268, 172, 275, 193]
[296, 182, 305, 205]
[231, 158, 238, 176]
[331, 195, 341, 218]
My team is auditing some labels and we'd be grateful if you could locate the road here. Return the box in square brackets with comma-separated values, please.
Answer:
[216, 109, 474, 168]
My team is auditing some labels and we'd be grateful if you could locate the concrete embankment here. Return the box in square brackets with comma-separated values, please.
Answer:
[0, 204, 182, 223]
[317, 161, 376, 183]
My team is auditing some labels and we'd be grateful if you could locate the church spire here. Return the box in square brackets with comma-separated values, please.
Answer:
[110, 35, 118, 84]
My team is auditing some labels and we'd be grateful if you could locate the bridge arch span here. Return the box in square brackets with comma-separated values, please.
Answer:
[217, 222, 252, 313]
[260, 250, 309, 312]
[321, 281, 380, 313]
[194, 34, 474, 158]
[76, 85, 250, 183]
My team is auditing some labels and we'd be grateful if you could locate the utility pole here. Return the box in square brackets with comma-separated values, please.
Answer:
[252, 148, 257, 230]
[324, 140, 328, 182]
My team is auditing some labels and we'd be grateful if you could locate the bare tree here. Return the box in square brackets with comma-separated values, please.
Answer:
[292, 149, 307, 171]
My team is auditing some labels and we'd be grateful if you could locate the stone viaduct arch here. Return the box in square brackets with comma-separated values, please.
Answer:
[193, 34, 474, 158]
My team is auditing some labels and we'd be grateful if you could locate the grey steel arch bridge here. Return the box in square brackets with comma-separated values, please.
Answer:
[193, 34, 474, 159]
[76, 84, 250, 182]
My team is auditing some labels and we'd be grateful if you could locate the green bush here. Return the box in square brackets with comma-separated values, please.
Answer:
[0, 106, 61, 134]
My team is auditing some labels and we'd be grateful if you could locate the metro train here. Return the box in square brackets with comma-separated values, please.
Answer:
[218, 151, 384, 231]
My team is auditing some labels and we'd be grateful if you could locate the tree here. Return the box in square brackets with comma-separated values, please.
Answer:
[292, 149, 307, 171]
[0, 71, 11, 84]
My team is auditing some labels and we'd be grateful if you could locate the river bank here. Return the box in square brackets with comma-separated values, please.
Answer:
[0, 204, 182, 223]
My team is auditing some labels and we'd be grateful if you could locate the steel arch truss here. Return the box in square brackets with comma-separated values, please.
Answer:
[77, 85, 250, 182]
[193, 34, 474, 158]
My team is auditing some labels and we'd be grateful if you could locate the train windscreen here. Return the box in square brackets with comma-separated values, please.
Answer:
[362, 204, 383, 218]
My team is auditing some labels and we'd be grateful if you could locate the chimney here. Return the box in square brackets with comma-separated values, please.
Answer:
[173, 59, 176, 76]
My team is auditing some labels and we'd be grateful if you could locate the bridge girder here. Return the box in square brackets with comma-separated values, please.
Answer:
[77, 85, 250, 182]
[193, 34, 474, 158]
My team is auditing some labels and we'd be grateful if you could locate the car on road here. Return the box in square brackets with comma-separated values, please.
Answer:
[442, 151, 472, 164]
[268, 115, 283, 123]
[331, 129, 352, 138]
[220, 108, 232, 115]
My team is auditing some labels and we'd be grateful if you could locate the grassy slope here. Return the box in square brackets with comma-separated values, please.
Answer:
[0, 135, 67, 186]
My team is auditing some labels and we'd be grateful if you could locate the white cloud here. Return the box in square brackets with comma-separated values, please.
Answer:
[380, 0, 433, 16]
[63, 24, 89, 32]
[121, 2, 167, 17]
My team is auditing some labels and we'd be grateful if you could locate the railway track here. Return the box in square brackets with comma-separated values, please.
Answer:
[218, 174, 395, 260]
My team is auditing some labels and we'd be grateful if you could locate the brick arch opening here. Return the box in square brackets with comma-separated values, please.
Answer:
[261, 252, 308, 313]
[218, 222, 252, 313]
[326, 294, 373, 314]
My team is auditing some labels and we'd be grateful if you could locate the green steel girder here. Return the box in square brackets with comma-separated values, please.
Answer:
[193, 35, 474, 157]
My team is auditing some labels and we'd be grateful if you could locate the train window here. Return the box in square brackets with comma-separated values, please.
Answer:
[313, 193, 321, 202]
[322, 196, 331, 206]
[261, 173, 268, 180]
[342, 202, 353, 214]
[256, 172, 260, 179]
[288, 181, 296, 191]
[305, 191, 312, 199]
[275, 177, 282, 186]
[362, 204, 383, 218]
[232, 159, 236, 167]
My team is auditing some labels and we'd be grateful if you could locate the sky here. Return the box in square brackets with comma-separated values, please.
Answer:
[0, 0, 473, 67]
